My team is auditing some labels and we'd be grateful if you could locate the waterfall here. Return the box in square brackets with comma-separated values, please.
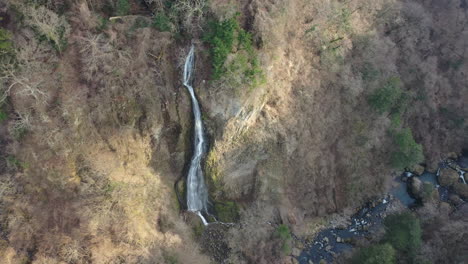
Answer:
[183, 45, 209, 225]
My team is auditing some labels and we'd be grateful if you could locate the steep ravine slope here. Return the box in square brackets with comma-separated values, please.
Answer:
[201, 0, 468, 214]
[0, 0, 467, 264]
[197, 0, 468, 262]
[0, 2, 209, 263]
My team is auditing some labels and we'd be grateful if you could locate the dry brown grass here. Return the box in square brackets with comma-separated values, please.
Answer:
[1, 0, 466, 263]
[0, 1, 209, 263]
[205, 0, 468, 261]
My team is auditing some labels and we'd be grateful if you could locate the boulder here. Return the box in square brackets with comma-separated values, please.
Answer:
[294, 239, 304, 249]
[410, 164, 425, 175]
[426, 161, 439, 173]
[439, 169, 459, 186]
[458, 156, 468, 170]
[453, 182, 468, 198]
[336, 237, 343, 243]
[447, 152, 459, 160]
[411, 177, 423, 198]
[292, 247, 301, 257]
[288, 212, 298, 225]
[279, 207, 299, 226]
[284, 256, 299, 264]
[451, 204, 468, 219]
[439, 202, 452, 215]
[449, 194, 464, 206]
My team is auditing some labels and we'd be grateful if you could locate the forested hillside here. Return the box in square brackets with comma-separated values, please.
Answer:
[0, 0, 467, 263]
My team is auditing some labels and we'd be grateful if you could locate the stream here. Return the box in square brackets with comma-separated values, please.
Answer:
[181, 44, 467, 260]
[297, 157, 467, 264]
[183, 45, 210, 225]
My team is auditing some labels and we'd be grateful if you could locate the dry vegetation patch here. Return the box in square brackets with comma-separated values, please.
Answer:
[0, 1, 209, 263]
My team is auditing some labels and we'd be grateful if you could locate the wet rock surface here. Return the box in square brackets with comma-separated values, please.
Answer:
[439, 168, 460, 186]
[458, 156, 468, 169]
[411, 177, 423, 199]
[410, 164, 425, 175]
[297, 159, 468, 264]
[297, 196, 393, 264]
[200, 224, 230, 263]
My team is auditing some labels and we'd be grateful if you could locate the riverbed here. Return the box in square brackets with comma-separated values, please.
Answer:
[297, 158, 467, 264]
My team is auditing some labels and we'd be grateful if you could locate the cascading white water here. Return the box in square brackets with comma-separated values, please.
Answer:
[183, 45, 209, 225]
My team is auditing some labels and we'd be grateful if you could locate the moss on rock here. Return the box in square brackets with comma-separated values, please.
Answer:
[453, 183, 468, 198]
[205, 149, 224, 198]
[214, 201, 239, 223]
[439, 168, 459, 186]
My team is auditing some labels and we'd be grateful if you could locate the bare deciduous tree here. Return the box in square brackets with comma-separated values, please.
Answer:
[78, 33, 113, 81]
[1, 33, 55, 104]
[24, 5, 71, 52]
[9, 110, 32, 137]
[172, 0, 207, 33]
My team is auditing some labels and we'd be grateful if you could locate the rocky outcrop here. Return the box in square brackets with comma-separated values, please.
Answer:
[200, 224, 230, 263]
[439, 169, 460, 186]
[439, 168, 468, 198]
[411, 177, 423, 198]
[410, 164, 425, 175]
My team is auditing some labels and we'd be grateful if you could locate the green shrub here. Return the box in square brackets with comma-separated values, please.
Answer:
[275, 224, 292, 240]
[368, 77, 402, 114]
[192, 220, 204, 239]
[0, 101, 7, 122]
[203, 16, 238, 79]
[174, 180, 186, 210]
[6, 155, 28, 170]
[0, 28, 14, 64]
[390, 113, 402, 128]
[384, 212, 422, 257]
[25, 6, 70, 53]
[275, 224, 292, 255]
[127, 17, 150, 36]
[205, 150, 223, 198]
[53, 25, 69, 52]
[0, 29, 13, 54]
[352, 243, 396, 264]
[390, 128, 424, 169]
[0, 109, 6, 123]
[153, 12, 171, 32]
[96, 16, 109, 32]
[214, 201, 239, 222]
[163, 252, 178, 264]
[336, 7, 352, 33]
[116, 0, 130, 16]
[421, 182, 434, 201]
[203, 15, 264, 88]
